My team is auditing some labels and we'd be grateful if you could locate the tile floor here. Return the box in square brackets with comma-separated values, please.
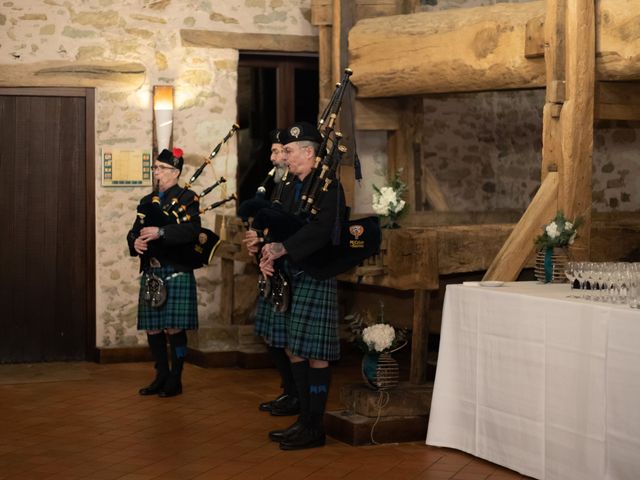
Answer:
[0, 360, 531, 480]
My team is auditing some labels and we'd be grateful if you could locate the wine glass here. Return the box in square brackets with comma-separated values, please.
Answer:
[565, 262, 578, 298]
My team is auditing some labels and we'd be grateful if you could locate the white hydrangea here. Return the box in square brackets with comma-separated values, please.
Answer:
[545, 221, 560, 239]
[362, 324, 395, 352]
[372, 187, 405, 216]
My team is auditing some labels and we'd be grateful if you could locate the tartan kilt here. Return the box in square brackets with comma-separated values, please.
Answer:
[254, 296, 288, 348]
[137, 266, 198, 331]
[287, 268, 340, 361]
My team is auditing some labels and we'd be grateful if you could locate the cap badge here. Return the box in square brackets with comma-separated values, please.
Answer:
[290, 126, 300, 138]
[276, 131, 281, 142]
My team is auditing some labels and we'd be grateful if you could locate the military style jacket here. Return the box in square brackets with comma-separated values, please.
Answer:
[126, 184, 201, 272]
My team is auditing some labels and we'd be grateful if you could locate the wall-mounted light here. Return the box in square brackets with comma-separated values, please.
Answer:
[153, 85, 174, 156]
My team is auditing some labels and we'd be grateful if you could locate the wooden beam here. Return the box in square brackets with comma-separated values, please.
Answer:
[180, 29, 318, 52]
[483, 172, 559, 281]
[424, 169, 450, 212]
[220, 258, 235, 325]
[0, 61, 145, 88]
[348, 0, 640, 97]
[556, 0, 595, 261]
[595, 81, 640, 121]
[354, 98, 402, 130]
[410, 289, 430, 385]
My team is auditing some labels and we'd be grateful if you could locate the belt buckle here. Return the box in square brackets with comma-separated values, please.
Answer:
[149, 257, 161, 268]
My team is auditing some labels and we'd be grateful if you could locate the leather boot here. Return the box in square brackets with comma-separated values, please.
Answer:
[139, 332, 169, 396]
[159, 330, 187, 397]
[268, 417, 305, 442]
[279, 426, 326, 450]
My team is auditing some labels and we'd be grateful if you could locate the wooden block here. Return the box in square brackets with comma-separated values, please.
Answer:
[524, 14, 545, 58]
[325, 410, 428, 445]
[547, 80, 566, 103]
[312, 0, 333, 25]
[340, 382, 433, 417]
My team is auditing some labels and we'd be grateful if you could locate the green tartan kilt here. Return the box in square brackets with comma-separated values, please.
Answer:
[137, 266, 198, 331]
[286, 267, 340, 361]
[255, 296, 288, 348]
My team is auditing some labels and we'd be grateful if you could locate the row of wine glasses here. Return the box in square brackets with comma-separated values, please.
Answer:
[564, 262, 640, 308]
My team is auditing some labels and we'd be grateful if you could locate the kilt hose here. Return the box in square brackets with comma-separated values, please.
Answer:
[255, 296, 288, 348]
[286, 267, 339, 362]
[137, 266, 198, 331]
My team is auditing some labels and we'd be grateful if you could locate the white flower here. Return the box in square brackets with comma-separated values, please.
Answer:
[545, 222, 560, 239]
[372, 186, 405, 217]
[569, 232, 576, 245]
[362, 324, 395, 352]
[565, 221, 573, 231]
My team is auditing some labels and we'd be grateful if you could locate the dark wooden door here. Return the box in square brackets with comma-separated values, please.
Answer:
[0, 89, 95, 363]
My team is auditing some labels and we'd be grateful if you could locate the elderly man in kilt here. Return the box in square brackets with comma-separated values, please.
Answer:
[126, 147, 200, 398]
[258, 122, 346, 451]
[244, 129, 300, 417]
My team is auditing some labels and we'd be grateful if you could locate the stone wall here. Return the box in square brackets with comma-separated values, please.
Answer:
[1, 0, 315, 351]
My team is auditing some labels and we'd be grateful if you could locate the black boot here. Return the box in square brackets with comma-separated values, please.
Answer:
[259, 347, 299, 415]
[160, 330, 187, 397]
[268, 361, 309, 442]
[280, 366, 330, 451]
[139, 332, 169, 396]
[268, 417, 305, 442]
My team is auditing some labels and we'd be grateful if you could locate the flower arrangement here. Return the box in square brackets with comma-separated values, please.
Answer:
[534, 211, 583, 251]
[372, 168, 407, 229]
[345, 301, 407, 354]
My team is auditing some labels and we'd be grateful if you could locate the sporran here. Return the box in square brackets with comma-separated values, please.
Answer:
[143, 272, 168, 308]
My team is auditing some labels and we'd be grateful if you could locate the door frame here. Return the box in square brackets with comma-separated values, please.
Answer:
[0, 87, 96, 361]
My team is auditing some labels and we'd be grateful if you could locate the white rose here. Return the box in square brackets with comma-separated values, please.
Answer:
[391, 199, 406, 214]
[545, 222, 560, 239]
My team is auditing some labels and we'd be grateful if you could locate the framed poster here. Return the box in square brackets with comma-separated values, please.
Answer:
[101, 149, 152, 187]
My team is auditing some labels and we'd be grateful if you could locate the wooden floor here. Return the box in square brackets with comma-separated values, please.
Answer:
[0, 359, 531, 480]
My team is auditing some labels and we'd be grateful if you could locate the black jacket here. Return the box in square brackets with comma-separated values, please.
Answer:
[126, 184, 201, 272]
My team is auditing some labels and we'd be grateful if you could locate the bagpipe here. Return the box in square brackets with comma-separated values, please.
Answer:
[132, 123, 239, 270]
[238, 68, 382, 285]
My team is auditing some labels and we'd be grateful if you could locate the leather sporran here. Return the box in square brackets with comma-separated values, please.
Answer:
[143, 272, 167, 308]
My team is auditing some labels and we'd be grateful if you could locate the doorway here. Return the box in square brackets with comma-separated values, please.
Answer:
[0, 88, 95, 363]
[236, 54, 319, 203]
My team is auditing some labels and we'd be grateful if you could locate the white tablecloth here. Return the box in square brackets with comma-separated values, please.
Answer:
[426, 281, 640, 480]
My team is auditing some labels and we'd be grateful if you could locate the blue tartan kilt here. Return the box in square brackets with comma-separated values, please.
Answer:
[254, 296, 288, 348]
[286, 266, 340, 361]
[137, 266, 198, 331]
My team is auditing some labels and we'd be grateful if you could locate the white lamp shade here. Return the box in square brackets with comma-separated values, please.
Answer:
[154, 108, 173, 152]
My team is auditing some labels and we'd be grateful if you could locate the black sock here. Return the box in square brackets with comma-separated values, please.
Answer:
[147, 331, 169, 377]
[290, 361, 310, 424]
[268, 346, 296, 397]
[168, 330, 188, 377]
[308, 366, 331, 431]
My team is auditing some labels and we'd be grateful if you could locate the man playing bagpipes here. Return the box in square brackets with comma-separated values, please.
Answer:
[127, 148, 200, 398]
[256, 121, 347, 450]
[243, 129, 301, 418]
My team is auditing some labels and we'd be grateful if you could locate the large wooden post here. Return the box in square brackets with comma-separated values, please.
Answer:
[557, 0, 594, 259]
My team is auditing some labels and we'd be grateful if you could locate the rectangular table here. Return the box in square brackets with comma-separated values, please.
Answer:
[426, 281, 640, 480]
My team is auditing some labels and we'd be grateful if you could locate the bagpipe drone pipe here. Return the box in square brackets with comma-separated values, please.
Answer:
[131, 123, 239, 270]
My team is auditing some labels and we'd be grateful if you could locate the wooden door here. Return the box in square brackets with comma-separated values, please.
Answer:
[0, 88, 95, 363]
